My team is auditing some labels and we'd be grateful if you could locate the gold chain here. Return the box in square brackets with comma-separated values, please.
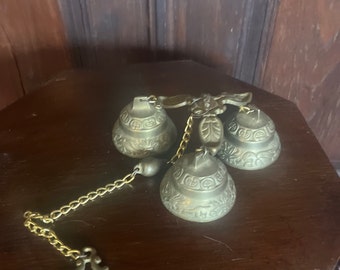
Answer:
[169, 114, 194, 164]
[23, 170, 138, 262]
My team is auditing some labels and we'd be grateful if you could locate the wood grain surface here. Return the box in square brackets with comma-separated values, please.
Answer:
[58, 0, 152, 69]
[0, 26, 24, 110]
[153, 0, 248, 74]
[145, 0, 278, 81]
[0, 0, 72, 97]
[259, 0, 340, 162]
[0, 61, 339, 270]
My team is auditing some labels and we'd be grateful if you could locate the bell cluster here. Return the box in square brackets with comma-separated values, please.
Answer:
[112, 93, 281, 222]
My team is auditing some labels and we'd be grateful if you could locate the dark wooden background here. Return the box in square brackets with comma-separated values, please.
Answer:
[0, 0, 339, 169]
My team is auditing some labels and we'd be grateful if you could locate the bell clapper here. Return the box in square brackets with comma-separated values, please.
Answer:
[135, 157, 165, 177]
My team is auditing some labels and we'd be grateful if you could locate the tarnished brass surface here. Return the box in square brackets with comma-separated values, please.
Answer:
[190, 93, 252, 155]
[218, 106, 281, 170]
[159, 92, 252, 113]
[198, 116, 224, 156]
[160, 150, 236, 222]
[112, 96, 177, 158]
[189, 92, 252, 117]
[112, 93, 255, 223]
[160, 92, 252, 156]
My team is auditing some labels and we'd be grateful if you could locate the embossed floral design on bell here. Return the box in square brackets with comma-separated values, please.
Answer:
[112, 96, 177, 158]
[160, 150, 236, 222]
[218, 106, 281, 170]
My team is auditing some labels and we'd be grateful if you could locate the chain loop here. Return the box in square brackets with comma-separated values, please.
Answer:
[24, 216, 81, 260]
[23, 170, 139, 262]
[169, 114, 194, 164]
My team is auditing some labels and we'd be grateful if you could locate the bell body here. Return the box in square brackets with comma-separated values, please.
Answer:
[160, 151, 236, 222]
[113, 97, 177, 158]
[218, 108, 281, 170]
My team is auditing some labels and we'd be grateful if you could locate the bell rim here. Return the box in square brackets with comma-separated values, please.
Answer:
[217, 132, 281, 170]
[160, 174, 236, 223]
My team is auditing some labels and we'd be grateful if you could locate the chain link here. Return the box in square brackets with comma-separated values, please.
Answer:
[23, 170, 138, 262]
[169, 114, 194, 164]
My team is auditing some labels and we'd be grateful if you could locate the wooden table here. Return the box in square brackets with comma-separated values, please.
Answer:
[0, 61, 339, 270]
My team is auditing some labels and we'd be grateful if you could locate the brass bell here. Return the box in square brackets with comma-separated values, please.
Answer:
[218, 106, 281, 170]
[112, 96, 177, 158]
[160, 150, 236, 222]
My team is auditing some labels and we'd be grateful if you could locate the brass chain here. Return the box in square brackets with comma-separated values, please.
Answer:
[169, 114, 194, 164]
[23, 215, 81, 260]
[23, 170, 139, 262]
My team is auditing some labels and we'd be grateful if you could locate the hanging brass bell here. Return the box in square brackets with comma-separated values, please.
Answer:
[160, 150, 236, 222]
[112, 96, 177, 158]
[218, 106, 281, 170]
